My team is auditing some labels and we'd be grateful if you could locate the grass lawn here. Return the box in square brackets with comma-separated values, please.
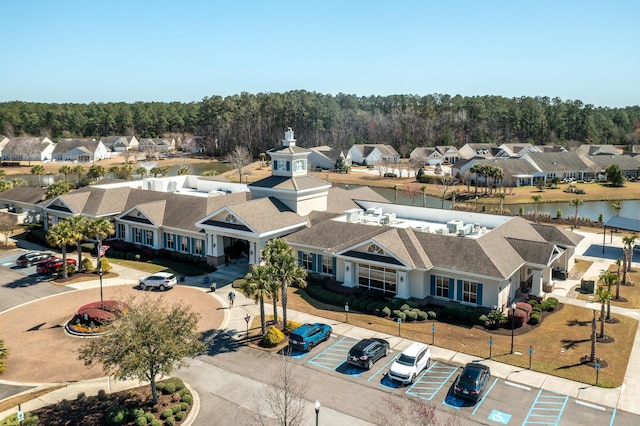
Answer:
[285, 286, 637, 388]
[576, 266, 640, 309]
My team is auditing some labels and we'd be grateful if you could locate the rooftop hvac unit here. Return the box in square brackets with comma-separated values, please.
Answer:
[383, 213, 396, 223]
[434, 228, 448, 235]
[474, 223, 481, 233]
[415, 226, 430, 233]
[481, 226, 487, 234]
[447, 220, 464, 234]
[344, 208, 363, 223]
[461, 224, 474, 235]
[366, 207, 383, 216]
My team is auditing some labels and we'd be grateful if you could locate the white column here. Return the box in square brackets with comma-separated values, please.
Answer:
[532, 269, 544, 296]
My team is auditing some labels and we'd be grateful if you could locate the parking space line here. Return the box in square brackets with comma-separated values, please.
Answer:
[523, 389, 569, 425]
[367, 355, 396, 382]
[308, 336, 357, 371]
[472, 377, 498, 415]
[406, 362, 458, 401]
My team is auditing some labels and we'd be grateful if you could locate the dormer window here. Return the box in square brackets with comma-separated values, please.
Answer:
[367, 244, 384, 254]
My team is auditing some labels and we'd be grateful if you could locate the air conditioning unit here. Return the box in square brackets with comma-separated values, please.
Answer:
[415, 226, 430, 233]
[344, 208, 363, 223]
[447, 220, 463, 234]
[366, 207, 383, 216]
[434, 228, 448, 235]
[383, 213, 396, 223]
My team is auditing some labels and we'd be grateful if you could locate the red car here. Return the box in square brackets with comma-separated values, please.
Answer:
[36, 258, 77, 274]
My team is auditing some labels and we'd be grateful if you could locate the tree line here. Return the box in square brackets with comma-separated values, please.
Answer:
[1, 91, 639, 157]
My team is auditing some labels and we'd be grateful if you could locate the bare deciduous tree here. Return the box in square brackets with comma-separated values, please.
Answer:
[225, 145, 252, 183]
[375, 394, 459, 426]
[0, 213, 17, 247]
[255, 354, 309, 426]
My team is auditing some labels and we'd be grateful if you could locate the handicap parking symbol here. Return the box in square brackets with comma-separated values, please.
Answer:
[488, 409, 511, 424]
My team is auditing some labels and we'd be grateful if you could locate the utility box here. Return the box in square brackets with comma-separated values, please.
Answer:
[580, 279, 595, 294]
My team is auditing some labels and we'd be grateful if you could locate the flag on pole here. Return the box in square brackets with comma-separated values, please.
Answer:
[99, 245, 110, 257]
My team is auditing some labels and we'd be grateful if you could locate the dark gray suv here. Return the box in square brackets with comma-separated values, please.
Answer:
[347, 338, 390, 370]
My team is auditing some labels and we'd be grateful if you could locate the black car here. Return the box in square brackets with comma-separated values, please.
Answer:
[16, 252, 55, 267]
[454, 363, 491, 402]
[347, 338, 390, 370]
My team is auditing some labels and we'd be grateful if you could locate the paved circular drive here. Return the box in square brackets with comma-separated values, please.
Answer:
[0, 285, 224, 383]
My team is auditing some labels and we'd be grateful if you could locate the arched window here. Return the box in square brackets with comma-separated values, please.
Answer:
[367, 244, 384, 255]
[224, 214, 238, 224]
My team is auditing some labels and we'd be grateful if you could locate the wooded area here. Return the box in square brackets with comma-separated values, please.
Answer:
[1, 91, 639, 157]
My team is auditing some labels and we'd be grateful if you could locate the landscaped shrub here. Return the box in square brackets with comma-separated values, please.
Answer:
[546, 297, 559, 309]
[175, 411, 186, 421]
[161, 409, 173, 420]
[400, 304, 411, 312]
[0, 412, 38, 426]
[366, 300, 378, 312]
[391, 309, 401, 318]
[171, 405, 183, 415]
[162, 381, 176, 395]
[150, 420, 162, 426]
[529, 312, 542, 325]
[262, 325, 285, 347]
[134, 416, 148, 426]
[81, 257, 95, 272]
[381, 306, 391, 317]
[164, 417, 175, 426]
[145, 413, 156, 423]
[405, 310, 418, 321]
[427, 311, 437, 320]
[130, 408, 145, 420]
[417, 310, 428, 321]
[516, 302, 532, 321]
[105, 406, 129, 426]
[284, 320, 302, 335]
[540, 298, 558, 312]
[180, 402, 189, 411]
[396, 311, 406, 321]
[357, 298, 370, 310]
[98, 256, 113, 273]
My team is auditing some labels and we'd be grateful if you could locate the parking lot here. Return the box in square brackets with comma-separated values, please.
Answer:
[279, 333, 636, 425]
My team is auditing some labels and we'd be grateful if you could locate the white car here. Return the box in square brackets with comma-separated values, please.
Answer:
[388, 342, 431, 385]
[139, 272, 177, 291]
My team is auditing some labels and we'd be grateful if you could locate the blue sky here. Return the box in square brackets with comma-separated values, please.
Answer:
[1, 0, 637, 107]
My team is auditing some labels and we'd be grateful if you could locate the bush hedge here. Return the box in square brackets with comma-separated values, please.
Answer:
[106, 406, 129, 426]
[284, 320, 302, 335]
[262, 325, 285, 347]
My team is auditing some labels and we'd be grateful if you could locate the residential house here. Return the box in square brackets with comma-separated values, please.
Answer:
[349, 144, 400, 165]
[521, 151, 594, 184]
[453, 157, 539, 187]
[575, 144, 623, 156]
[181, 137, 205, 154]
[435, 146, 460, 164]
[457, 143, 499, 160]
[496, 143, 541, 158]
[0, 136, 9, 155]
[409, 147, 443, 166]
[582, 155, 640, 179]
[101, 136, 139, 152]
[308, 146, 351, 170]
[138, 138, 176, 155]
[52, 139, 111, 162]
[2, 137, 54, 162]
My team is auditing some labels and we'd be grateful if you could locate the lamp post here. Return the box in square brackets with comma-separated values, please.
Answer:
[510, 302, 517, 354]
[314, 400, 321, 426]
[345, 302, 349, 323]
[475, 196, 479, 212]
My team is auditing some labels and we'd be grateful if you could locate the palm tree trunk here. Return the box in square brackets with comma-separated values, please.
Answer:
[61, 246, 68, 279]
[272, 294, 278, 325]
[600, 303, 605, 338]
[76, 242, 83, 272]
[281, 281, 288, 329]
[259, 296, 266, 335]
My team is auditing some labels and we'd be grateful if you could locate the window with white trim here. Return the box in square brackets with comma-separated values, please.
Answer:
[322, 256, 333, 275]
[117, 223, 126, 240]
[181, 236, 188, 252]
[224, 214, 238, 224]
[461, 280, 478, 304]
[165, 233, 175, 249]
[301, 252, 313, 270]
[194, 239, 203, 255]
[434, 275, 449, 298]
[133, 227, 142, 244]
[144, 230, 153, 246]
[358, 264, 397, 296]
[293, 159, 306, 172]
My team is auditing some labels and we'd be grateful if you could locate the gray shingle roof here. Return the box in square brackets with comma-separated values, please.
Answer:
[326, 187, 388, 214]
[249, 175, 331, 191]
[225, 197, 306, 233]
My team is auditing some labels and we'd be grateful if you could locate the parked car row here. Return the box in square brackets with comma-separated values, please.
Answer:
[287, 325, 491, 404]
[16, 251, 77, 274]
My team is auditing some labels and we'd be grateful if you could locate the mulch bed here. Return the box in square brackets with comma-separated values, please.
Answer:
[29, 383, 191, 426]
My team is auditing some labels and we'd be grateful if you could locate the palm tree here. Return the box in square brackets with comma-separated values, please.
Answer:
[611, 202, 622, 216]
[109, 166, 120, 178]
[136, 166, 148, 177]
[420, 185, 427, 207]
[46, 221, 77, 279]
[570, 198, 583, 228]
[531, 194, 542, 223]
[177, 166, 190, 176]
[621, 234, 637, 284]
[599, 271, 617, 320]
[87, 165, 106, 181]
[0, 336, 7, 375]
[11, 178, 27, 187]
[87, 217, 115, 270]
[470, 163, 481, 195]
[0, 181, 13, 192]
[450, 189, 458, 210]
[240, 265, 273, 335]
[120, 164, 134, 180]
[496, 192, 506, 215]
[595, 285, 611, 338]
[0, 169, 6, 180]
[202, 170, 218, 177]
[262, 238, 307, 330]
[58, 165, 72, 182]
[393, 184, 399, 204]
[589, 309, 597, 363]
[31, 165, 45, 186]
[72, 165, 86, 183]
[66, 215, 89, 272]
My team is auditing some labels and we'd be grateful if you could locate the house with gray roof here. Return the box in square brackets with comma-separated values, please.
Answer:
[101, 136, 139, 152]
[458, 143, 499, 160]
[521, 151, 594, 184]
[409, 147, 443, 166]
[0, 186, 47, 224]
[2, 137, 54, 162]
[496, 143, 541, 158]
[308, 145, 351, 170]
[349, 144, 400, 165]
[575, 144, 623, 156]
[52, 139, 111, 162]
[452, 157, 539, 187]
[435, 146, 460, 164]
[582, 154, 640, 178]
